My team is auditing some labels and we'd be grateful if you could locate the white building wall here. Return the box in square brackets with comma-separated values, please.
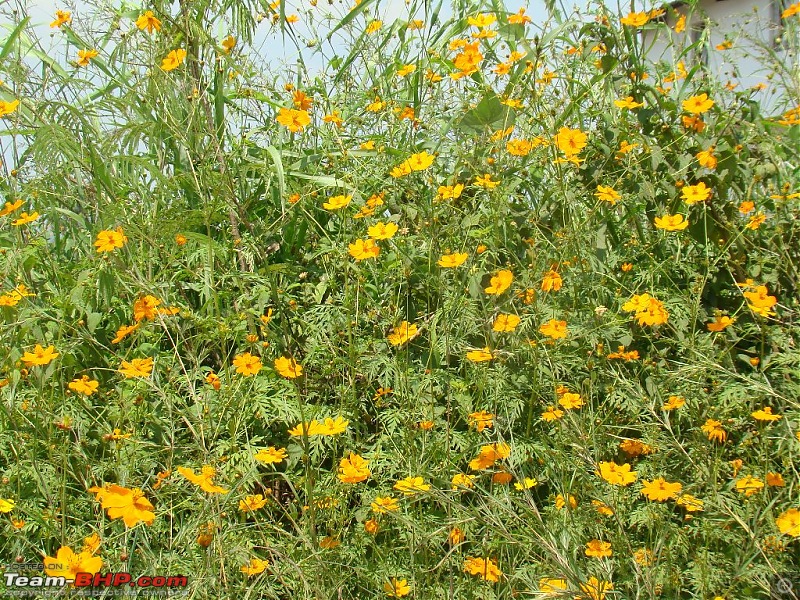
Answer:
[643, 0, 795, 112]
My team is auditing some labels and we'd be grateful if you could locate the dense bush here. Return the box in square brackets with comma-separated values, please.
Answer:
[1, 0, 799, 597]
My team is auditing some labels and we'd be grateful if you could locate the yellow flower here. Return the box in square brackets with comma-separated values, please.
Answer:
[12, 212, 39, 226]
[233, 352, 262, 376]
[160, 49, 187, 72]
[676, 494, 704, 512]
[396, 64, 416, 77]
[682, 115, 706, 131]
[77, 49, 99, 67]
[614, 96, 644, 109]
[384, 578, 411, 597]
[466, 347, 493, 362]
[88, 484, 155, 527]
[541, 405, 564, 421]
[394, 476, 430, 495]
[21, 344, 59, 367]
[437, 252, 468, 267]
[683, 93, 715, 114]
[216, 36, 236, 54]
[469, 443, 510, 470]
[776, 508, 800, 537]
[508, 8, 532, 24]
[135, 10, 162, 33]
[595, 185, 621, 204]
[593, 500, 614, 515]
[371, 496, 399, 513]
[783, 1, 800, 17]
[484, 269, 513, 294]
[338, 453, 370, 483]
[751, 406, 781, 422]
[707, 315, 735, 332]
[274, 356, 303, 378]
[0, 498, 15, 513]
[436, 184, 464, 200]
[112, 323, 139, 344]
[387, 321, 419, 346]
[585, 540, 612, 558]
[663, 395, 685, 410]
[581, 577, 614, 600]
[702, 419, 727, 443]
[177, 465, 229, 494]
[366, 19, 382, 33]
[743, 284, 777, 317]
[368, 221, 398, 240]
[622, 293, 669, 326]
[0, 100, 20, 119]
[597, 461, 637, 486]
[467, 13, 497, 27]
[555, 493, 577, 510]
[68, 375, 99, 396]
[735, 475, 764, 496]
[655, 214, 689, 231]
[474, 174, 499, 188]
[539, 578, 568, 593]
[406, 151, 435, 171]
[767, 471, 786, 487]
[640, 478, 682, 501]
[620, 11, 650, 26]
[492, 313, 520, 332]
[554, 127, 588, 155]
[323, 194, 352, 210]
[541, 269, 563, 291]
[514, 477, 538, 490]
[367, 97, 386, 112]
[94, 227, 128, 253]
[276, 107, 311, 133]
[746, 213, 767, 230]
[50, 10, 72, 28]
[506, 139, 532, 156]
[349, 238, 380, 260]
[118, 357, 153, 378]
[175, 233, 187, 245]
[317, 416, 349, 435]
[451, 473, 476, 490]
[558, 392, 583, 409]
[44, 546, 103, 580]
[539, 319, 568, 339]
[682, 182, 712, 204]
[697, 147, 717, 169]
[240, 558, 269, 576]
[467, 411, 493, 432]
[463, 557, 502, 582]
[675, 13, 686, 32]
[323, 111, 343, 127]
[619, 439, 653, 456]
[0, 199, 23, 216]
[254, 446, 287, 464]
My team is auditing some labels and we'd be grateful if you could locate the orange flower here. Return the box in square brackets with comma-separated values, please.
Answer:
[683, 93, 715, 114]
[274, 356, 303, 378]
[337, 453, 370, 483]
[541, 269, 563, 291]
[233, 352, 262, 376]
[539, 319, 567, 339]
[177, 465, 229, 494]
[484, 269, 513, 294]
[89, 484, 155, 527]
[160, 49, 187, 72]
[276, 107, 311, 133]
[463, 557, 502, 582]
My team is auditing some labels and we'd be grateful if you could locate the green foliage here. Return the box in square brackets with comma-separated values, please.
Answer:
[0, 0, 799, 598]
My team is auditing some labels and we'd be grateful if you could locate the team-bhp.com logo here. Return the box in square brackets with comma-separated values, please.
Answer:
[3, 563, 187, 593]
